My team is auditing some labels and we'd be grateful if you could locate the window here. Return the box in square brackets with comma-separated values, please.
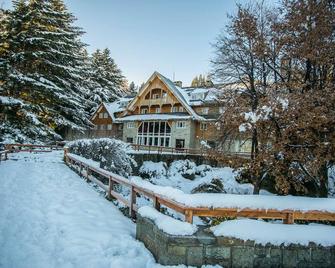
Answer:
[103, 112, 108, 118]
[171, 106, 178, 113]
[137, 121, 171, 147]
[100, 124, 106, 130]
[98, 112, 103, 119]
[178, 107, 184, 112]
[153, 93, 160, 99]
[155, 107, 161, 113]
[126, 137, 133, 143]
[200, 122, 207, 130]
[176, 121, 186, 128]
[107, 124, 112, 130]
[141, 108, 148, 114]
[118, 124, 123, 130]
[162, 92, 167, 98]
[219, 107, 224, 114]
[202, 107, 209, 115]
[127, 122, 135, 128]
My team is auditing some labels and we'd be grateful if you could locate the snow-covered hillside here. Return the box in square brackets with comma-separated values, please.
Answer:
[0, 151, 197, 268]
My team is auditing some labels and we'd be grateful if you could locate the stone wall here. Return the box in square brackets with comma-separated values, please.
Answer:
[136, 215, 335, 268]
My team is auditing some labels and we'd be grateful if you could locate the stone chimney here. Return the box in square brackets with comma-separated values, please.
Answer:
[174, 81, 182, 87]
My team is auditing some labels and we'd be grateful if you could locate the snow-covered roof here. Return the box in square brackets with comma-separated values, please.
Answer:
[103, 97, 133, 121]
[116, 113, 192, 122]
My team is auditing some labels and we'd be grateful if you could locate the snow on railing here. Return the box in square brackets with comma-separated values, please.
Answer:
[64, 148, 335, 225]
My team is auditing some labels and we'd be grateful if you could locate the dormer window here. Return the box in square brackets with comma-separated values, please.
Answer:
[179, 107, 184, 112]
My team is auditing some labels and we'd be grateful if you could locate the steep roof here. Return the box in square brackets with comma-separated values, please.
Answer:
[103, 97, 133, 121]
[127, 71, 205, 120]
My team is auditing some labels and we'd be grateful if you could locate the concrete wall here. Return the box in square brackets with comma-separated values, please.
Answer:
[137, 215, 335, 268]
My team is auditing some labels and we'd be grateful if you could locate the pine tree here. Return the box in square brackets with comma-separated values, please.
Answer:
[128, 81, 136, 93]
[1, 0, 93, 141]
[88, 48, 127, 105]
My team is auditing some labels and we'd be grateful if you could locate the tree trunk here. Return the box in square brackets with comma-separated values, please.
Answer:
[253, 180, 261, 194]
[318, 163, 329, 197]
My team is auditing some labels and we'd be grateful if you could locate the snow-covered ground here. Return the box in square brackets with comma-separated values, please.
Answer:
[0, 151, 216, 268]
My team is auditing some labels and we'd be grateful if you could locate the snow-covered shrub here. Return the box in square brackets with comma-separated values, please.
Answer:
[66, 138, 136, 177]
[139, 161, 167, 181]
[195, 164, 212, 177]
[168, 159, 197, 180]
[191, 178, 225, 194]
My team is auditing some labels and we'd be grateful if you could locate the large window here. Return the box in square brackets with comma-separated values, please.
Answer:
[137, 121, 171, 147]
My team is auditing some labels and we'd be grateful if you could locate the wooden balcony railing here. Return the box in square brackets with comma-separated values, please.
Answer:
[64, 149, 335, 225]
[130, 143, 251, 158]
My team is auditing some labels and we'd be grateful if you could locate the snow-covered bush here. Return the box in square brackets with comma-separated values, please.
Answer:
[66, 138, 136, 177]
[195, 164, 212, 177]
[191, 178, 225, 194]
[168, 159, 197, 180]
[139, 161, 167, 181]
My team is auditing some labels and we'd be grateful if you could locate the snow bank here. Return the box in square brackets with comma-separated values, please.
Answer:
[138, 206, 197, 236]
[131, 177, 335, 212]
[211, 219, 335, 246]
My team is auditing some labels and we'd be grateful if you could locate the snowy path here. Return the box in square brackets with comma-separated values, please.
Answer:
[0, 151, 166, 268]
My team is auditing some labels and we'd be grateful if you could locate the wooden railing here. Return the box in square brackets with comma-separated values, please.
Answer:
[131, 143, 250, 158]
[5, 143, 63, 153]
[64, 149, 335, 225]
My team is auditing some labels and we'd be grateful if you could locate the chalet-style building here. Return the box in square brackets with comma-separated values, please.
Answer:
[91, 71, 250, 152]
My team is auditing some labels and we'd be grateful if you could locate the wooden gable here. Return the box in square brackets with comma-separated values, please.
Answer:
[90, 104, 113, 125]
[125, 72, 191, 116]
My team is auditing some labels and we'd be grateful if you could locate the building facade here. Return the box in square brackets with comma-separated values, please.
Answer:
[91, 71, 251, 152]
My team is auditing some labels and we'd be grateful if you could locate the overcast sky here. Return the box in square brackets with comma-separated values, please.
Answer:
[1, 0, 276, 86]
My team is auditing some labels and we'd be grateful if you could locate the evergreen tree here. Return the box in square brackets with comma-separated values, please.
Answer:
[1, 0, 92, 141]
[128, 81, 136, 93]
[88, 48, 127, 106]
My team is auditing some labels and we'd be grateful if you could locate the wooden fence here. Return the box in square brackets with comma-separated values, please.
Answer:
[4, 143, 63, 153]
[64, 149, 335, 225]
[131, 143, 250, 158]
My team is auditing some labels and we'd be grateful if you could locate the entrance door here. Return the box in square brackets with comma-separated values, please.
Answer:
[175, 139, 185, 149]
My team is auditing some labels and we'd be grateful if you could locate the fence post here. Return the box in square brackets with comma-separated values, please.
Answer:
[107, 177, 113, 200]
[284, 212, 294, 224]
[153, 196, 161, 211]
[129, 186, 136, 219]
[185, 210, 193, 224]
